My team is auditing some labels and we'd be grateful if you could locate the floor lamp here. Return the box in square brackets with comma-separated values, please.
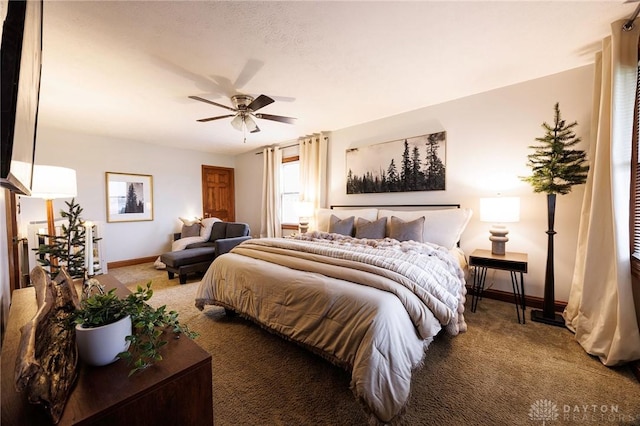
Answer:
[30, 165, 78, 268]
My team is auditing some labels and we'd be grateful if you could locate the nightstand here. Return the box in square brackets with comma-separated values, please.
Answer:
[469, 248, 528, 324]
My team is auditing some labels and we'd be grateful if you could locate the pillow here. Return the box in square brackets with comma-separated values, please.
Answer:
[329, 215, 355, 236]
[181, 223, 201, 238]
[388, 216, 425, 242]
[315, 208, 378, 232]
[199, 217, 219, 240]
[378, 208, 473, 249]
[179, 216, 200, 226]
[355, 217, 387, 239]
[178, 216, 202, 238]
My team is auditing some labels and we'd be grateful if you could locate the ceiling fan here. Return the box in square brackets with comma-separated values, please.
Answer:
[189, 94, 296, 134]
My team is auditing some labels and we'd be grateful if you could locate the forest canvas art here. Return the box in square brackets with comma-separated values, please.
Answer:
[346, 132, 446, 194]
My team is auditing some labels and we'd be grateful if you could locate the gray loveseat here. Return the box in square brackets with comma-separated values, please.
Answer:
[160, 221, 251, 284]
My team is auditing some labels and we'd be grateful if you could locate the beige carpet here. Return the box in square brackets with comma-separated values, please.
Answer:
[110, 263, 640, 425]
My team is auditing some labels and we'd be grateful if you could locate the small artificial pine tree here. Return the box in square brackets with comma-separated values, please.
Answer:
[521, 103, 589, 325]
[34, 198, 100, 278]
[521, 102, 589, 194]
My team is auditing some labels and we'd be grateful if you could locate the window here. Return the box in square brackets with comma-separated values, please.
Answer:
[281, 157, 300, 226]
[631, 61, 640, 277]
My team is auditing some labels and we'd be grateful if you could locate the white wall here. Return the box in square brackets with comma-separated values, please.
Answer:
[18, 127, 234, 264]
[236, 65, 594, 302]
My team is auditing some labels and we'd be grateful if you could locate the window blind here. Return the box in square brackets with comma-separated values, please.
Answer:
[632, 62, 640, 268]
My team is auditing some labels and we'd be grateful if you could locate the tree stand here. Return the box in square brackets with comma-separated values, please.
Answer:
[531, 194, 566, 327]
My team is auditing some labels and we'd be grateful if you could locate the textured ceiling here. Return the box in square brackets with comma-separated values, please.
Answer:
[20, 1, 640, 155]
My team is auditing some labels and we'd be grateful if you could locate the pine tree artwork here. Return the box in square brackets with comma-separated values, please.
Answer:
[346, 132, 446, 194]
[521, 102, 589, 194]
[522, 103, 589, 326]
[34, 198, 101, 278]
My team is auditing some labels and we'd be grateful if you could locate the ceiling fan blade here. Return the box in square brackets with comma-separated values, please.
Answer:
[255, 113, 297, 124]
[247, 94, 274, 112]
[189, 95, 237, 112]
[197, 114, 235, 122]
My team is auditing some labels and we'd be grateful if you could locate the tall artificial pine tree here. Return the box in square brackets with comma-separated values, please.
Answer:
[521, 103, 589, 326]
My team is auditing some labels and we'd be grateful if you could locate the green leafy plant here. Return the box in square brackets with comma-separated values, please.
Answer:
[72, 282, 198, 375]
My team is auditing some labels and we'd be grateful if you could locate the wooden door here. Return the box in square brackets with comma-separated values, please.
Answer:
[201, 165, 235, 222]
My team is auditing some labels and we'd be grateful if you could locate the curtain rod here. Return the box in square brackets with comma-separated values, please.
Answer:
[255, 142, 298, 155]
[254, 136, 329, 155]
[623, 2, 640, 31]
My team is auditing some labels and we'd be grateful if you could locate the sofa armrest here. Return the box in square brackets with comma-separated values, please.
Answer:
[215, 236, 251, 256]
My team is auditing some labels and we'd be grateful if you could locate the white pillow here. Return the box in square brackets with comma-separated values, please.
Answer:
[315, 208, 378, 232]
[378, 208, 472, 249]
[199, 217, 220, 240]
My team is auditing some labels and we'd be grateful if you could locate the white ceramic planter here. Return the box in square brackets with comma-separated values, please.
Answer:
[75, 315, 132, 366]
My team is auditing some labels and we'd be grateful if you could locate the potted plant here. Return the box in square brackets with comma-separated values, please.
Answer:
[73, 282, 197, 374]
[521, 102, 589, 326]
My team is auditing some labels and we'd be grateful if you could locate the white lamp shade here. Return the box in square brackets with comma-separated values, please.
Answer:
[480, 197, 520, 223]
[30, 165, 77, 200]
[295, 201, 314, 219]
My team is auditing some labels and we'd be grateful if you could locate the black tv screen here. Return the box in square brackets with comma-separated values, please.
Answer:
[0, 0, 43, 195]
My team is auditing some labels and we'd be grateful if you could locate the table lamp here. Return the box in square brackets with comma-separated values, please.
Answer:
[296, 201, 314, 234]
[480, 196, 520, 255]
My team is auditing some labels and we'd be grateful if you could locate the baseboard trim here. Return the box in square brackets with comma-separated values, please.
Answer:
[108, 256, 158, 269]
[466, 285, 567, 312]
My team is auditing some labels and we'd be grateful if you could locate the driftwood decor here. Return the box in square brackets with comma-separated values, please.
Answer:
[14, 266, 81, 424]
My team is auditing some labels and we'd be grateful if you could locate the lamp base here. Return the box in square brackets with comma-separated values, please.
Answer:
[489, 225, 509, 255]
[299, 222, 309, 234]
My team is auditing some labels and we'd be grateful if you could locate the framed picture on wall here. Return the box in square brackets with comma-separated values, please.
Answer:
[105, 172, 154, 222]
[346, 132, 446, 194]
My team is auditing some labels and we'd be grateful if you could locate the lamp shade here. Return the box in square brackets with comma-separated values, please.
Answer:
[295, 201, 314, 219]
[30, 165, 77, 199]
[480, 197, 520, 223]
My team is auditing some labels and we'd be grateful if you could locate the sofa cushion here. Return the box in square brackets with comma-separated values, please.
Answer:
[209, 222, 228, 242]
[226, 222, 250, 238]
[160, 247, 216, 268]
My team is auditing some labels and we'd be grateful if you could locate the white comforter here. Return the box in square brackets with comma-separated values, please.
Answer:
[195, 233, 467, 424]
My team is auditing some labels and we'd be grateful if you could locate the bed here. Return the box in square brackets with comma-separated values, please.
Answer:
[195, 205, 472, 424]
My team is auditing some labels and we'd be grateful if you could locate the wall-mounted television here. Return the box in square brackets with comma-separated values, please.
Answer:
[1, 0, 43, 195]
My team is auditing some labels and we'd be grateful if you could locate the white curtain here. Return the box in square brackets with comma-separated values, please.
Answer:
[299, 133, 329, 230]
[563, 19, 640, 366]
[260, 147, 282, 238]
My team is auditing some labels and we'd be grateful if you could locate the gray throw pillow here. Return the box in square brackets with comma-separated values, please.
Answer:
[329, 215, 355, 236]
[389, 216, 425, 242]
[355, 217, 387, 239]
[181, 223, 201, 238]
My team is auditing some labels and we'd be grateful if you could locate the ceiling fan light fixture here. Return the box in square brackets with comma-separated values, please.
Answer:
[244, 115, 259, 133]
[230, 114, 244, 131]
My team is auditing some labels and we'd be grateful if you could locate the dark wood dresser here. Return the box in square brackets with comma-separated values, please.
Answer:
[1, 274, 214, 425]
